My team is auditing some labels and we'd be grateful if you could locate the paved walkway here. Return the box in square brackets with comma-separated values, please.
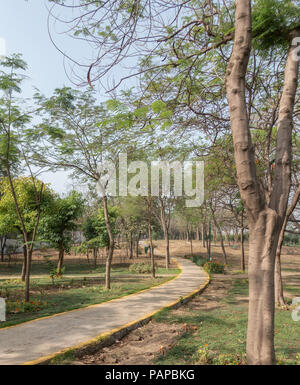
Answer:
[0, 257, 207, 365]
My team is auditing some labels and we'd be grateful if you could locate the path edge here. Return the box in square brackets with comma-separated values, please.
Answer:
[23, 264, 210, 365]
[1, 263, 182, 332]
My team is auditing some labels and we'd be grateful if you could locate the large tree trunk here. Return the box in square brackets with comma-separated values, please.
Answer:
[226, 0, 300, 365]
[247, 219, 278, 365]
[103, 196, 115, 289]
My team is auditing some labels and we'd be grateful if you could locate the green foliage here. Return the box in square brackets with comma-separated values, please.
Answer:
[129, 262, 158, 274]
[252, 0, 300, 50]
[0, 176, 53, 235]
[197, 345, 246, 365]
[283, 232, 300, 246]
[38, 191, 84, 252]
[7, 298, 48, 314]
[43, 256, 65, 284]
[191, 255, 209, 267]
[203, 261, 225, 274]
[0, 54, 30, 175]
[81, 205, 119, 251]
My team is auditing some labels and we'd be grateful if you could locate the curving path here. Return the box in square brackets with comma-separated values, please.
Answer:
[0, 257, 208, 365]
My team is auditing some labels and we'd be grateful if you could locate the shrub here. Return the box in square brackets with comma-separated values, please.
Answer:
[7, 299, 48, 314]
[203, 261, 225, 274]
[43, 255, 65, 284]
[213, 353, 246, 365]
[197, 345, 246, 365]
[129, 262, 157, 274]
[192, 255, 209, 267]
[197, 345, 213, 364]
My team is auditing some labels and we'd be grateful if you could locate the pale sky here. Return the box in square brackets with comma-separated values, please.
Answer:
[0, 0, 98, 194]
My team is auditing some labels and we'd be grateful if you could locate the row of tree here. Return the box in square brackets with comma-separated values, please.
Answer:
[1, 0, 300, 364]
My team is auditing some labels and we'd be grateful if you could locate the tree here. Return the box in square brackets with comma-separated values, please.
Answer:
[0, 177, 53, 300]
[0, 54, 53, 301]
[118, 196, 148, 259]
[48, 0, 300, 364]
[31, 88, 135, 289]
[38, 191, 84, 275]
[225, 0, 300, 364]
[81, 206, 118, 273]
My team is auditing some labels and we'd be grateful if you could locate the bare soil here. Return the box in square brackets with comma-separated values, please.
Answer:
[75, 274, 233, 365]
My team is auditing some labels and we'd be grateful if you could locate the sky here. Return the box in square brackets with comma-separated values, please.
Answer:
[0, 0, 97, 194]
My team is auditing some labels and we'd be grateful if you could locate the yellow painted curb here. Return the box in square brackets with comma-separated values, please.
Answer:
[0, 261, 182, 332]
[22, 260, 210, 365]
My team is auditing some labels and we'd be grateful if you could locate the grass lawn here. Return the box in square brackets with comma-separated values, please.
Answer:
[0, 263, 179, 328]
[0, 261, 180, 277]
[152, 277, 300, 365]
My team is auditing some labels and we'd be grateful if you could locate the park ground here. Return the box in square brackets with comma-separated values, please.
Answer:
[69, 241, 300, 365]
[0, 247, 179, 328]
[1, 240, 299, 365]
